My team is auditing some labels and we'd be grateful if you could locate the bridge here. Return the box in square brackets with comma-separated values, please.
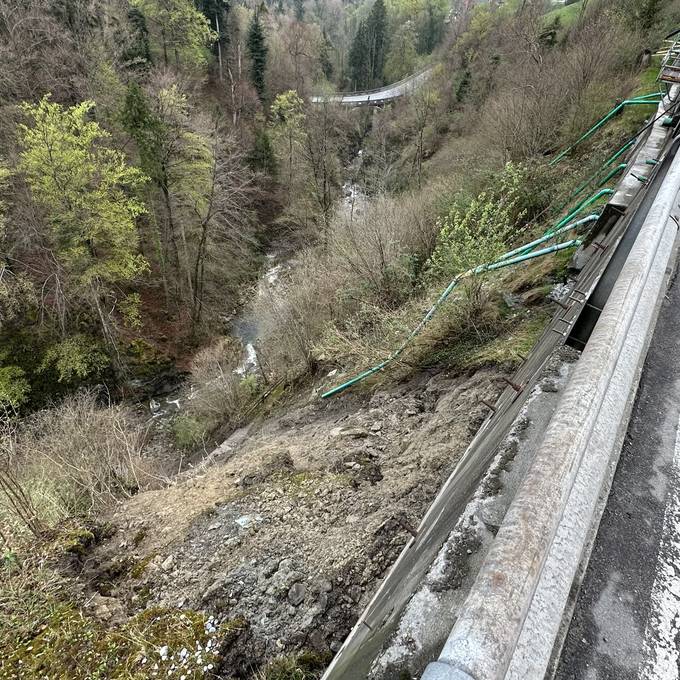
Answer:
[309, 68, 432, 106]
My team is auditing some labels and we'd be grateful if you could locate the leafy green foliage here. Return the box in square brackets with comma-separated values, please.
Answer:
[384, 20, 419, 83]
[0, 365, 30, 408]
[132, 0, 216, 67]
[120, 293, 143, 330]
[39, 336, 109, 384]
[19, 97, 148, 290]
[270, 90, 305, 190]
[428, 162, 529, 279]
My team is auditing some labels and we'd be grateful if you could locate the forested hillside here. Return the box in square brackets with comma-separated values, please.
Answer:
[1, 0, 678, 678]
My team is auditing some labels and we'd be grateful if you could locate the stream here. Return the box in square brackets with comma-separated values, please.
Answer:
[148, 161, 366, 420]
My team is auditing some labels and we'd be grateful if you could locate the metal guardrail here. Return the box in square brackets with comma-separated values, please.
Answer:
[309, 68, 432, 104]
[422, 139, 680, 680]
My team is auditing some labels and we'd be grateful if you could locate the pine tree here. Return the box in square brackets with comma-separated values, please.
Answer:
[124, 6, 152, 66]
[247, 9, 268, 101]
[366, 0, 387, 85]
[320, 30, 334, 81]
[349, 0, 387, 89]
[349, 20, 369, 89]
[293, 0, 304, 21]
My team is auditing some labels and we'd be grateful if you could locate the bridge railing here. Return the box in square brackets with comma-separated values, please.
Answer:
[310, 66, 432, 103]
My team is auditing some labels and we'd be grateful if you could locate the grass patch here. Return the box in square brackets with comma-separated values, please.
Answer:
[0, 583, 243, 679]
[254, 651, 331, 680]
[452, 310, 552, 371]
[544, 1, 583, 29]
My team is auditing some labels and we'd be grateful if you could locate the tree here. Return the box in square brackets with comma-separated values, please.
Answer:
[349, 20, 370, 89]
[18, 97, 148, 369]
[294, 0, 305, 22]
[247, 9, 268, 101]
[132, 0, 216, 68]
[270, 90, 305, 193]
[302, 102, 341, 232]
[320, 30, 334, 81]
[366, 0, 388, 84]
[124, 6, 152, 67]
[348, 0, 388, 89]
[411, 84, 440, 187]
[384, 20, 419, 82]
[181, 130, 258, 328]
[123, 81, 257, 331]
[248, 123, 277, 175]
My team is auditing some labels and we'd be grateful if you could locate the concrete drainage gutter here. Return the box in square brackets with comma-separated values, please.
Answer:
[421, 144, 680, 680]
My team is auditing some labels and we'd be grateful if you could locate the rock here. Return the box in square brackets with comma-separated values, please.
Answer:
[235, 514, 262, 529]
[330, 426, 369, 439]
[319, 579, 333, 592]
[370, 421, 383, 432]
[89, 594, 125, 624]
[348, 585, 362, 602]
[207, 522, 222, 531]
[342, 427, 369, 438]
[202, 578, 226, 602]
[161, 554, 174, 571]
[287, 582, 306, 606]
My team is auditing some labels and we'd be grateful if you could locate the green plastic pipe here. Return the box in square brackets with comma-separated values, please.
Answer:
[557, 139, 636, 212]
[550, 189, 614, 234]
[322, 238, 583, 399]
[597, 163, 627, 187]
[498, 214, 599, 262]
[550, 98, 661, 167]
[486, 239, 581, 272]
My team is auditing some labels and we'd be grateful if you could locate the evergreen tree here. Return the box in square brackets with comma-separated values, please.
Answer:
[320, 31, 334, 81]
[293, 0, 304, 21]
[124, 6, 152, 67]
[349, 20, 370, 89]
[348, 0, 388, 89]
[366, 0, 388, 85]
[248, 126, 277, 175]
[247, 10, 268, 101]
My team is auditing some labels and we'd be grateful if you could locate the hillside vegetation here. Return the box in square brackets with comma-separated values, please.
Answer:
[1, 0, 680, 677]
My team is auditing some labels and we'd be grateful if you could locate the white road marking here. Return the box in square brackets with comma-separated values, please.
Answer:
[639, 415, 680, 680]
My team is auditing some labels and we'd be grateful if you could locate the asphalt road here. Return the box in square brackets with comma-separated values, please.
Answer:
[554, 255, 680, 680]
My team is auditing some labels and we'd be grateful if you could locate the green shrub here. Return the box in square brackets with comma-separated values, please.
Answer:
[172, 414, 207, 450]
[428, 162, 529, 280]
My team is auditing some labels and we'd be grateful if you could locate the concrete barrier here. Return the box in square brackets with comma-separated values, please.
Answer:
[422, 143, 680, 680]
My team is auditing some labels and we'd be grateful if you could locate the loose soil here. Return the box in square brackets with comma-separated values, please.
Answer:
[82, 364, 508, 676]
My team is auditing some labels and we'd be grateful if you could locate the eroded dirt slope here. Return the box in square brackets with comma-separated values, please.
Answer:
[87, 365, 506, 674]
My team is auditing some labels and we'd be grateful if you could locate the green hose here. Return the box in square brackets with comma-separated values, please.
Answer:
[550, 95, 662, 167]
[322, 237, 582, 399]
